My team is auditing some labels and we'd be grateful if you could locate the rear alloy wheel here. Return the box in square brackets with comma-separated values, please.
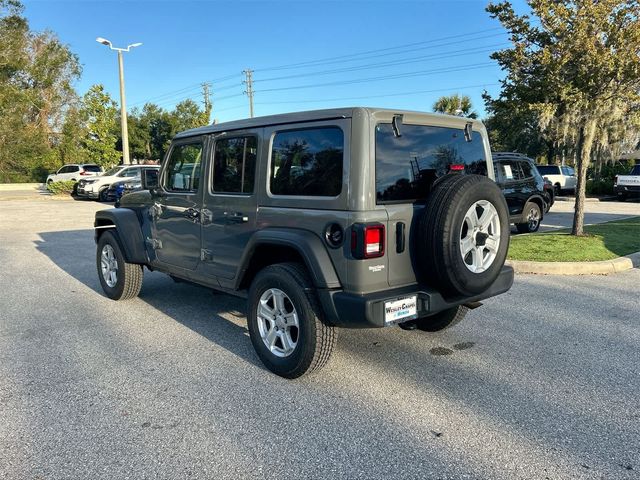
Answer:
[247, 263, 336, 379]
[516, 202, 542, 234]
[98, 187, 109, 202]
[96, 230, 143, 300]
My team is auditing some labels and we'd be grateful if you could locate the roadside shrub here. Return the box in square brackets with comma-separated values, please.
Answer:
[47, 180, 76, 195]
[586, 179, 612, 195]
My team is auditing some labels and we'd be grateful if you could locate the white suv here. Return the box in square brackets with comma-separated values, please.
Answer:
[77, 165, 154, 201]
[535, 165, 577, 195]
[46, 164, 102, 183]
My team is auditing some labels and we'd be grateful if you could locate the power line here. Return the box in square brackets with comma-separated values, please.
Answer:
[127, 28, 507, 111]
[128, 73, 241, 108]
[254, 63, 497, 94]
[253, 44, 507, 84]
[254, 28, 505, 72]
[255, 83, 501, 106]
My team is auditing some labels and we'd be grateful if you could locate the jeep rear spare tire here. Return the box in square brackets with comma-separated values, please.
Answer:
[418, 174, 509, 297]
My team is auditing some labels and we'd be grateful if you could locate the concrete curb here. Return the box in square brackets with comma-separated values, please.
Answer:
[0, 183, 43, 191]
[554, 195, 617, 202]
[506, 251, 640, 275]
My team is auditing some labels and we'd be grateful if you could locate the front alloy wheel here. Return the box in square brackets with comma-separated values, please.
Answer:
[96, 230, 143, 300]
[100, 244, 118, 287]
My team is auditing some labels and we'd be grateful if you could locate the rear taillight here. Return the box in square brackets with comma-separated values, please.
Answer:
[449, 164, 465, 172]
[614, 175, 618, 186]
[80, 171, 91, 176]
[351, 223, 385, 259]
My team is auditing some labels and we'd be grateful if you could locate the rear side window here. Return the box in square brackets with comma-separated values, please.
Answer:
[519, 161, 533, 179]
[495, 160, 524, 182]
[536, 165, 559, 175]
[375, 123, 487, 203]
[164, 142, 202, 192]
[213, 136, 257, 194]
[270, 127, 343, 197]
[562, 166, 575, 176]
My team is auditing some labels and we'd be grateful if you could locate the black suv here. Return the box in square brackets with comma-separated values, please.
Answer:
[94, 108, 514, 378]
[492, 152, 550, 233]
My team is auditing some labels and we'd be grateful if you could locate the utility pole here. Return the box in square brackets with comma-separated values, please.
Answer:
[201, 82, 212, 124]
[243, 69, 255, 118]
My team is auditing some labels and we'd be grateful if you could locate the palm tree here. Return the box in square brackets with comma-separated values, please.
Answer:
[433, 94, 478, 118]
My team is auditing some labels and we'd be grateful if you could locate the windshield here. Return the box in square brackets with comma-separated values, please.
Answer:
[630, 165, 640, 175]
[104, 166, 124, 176]
[375, 123, 487, 203]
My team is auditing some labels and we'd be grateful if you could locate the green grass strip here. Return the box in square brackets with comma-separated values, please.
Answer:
[507, 216, 640, 262]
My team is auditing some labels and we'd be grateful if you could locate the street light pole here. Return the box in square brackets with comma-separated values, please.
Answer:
[96, 37, 142, 165]
[117, 50, 130, 164]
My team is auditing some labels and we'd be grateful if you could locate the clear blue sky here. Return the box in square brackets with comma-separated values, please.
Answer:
[23, 0, 531, 123]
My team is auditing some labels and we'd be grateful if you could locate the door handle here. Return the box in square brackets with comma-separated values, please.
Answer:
[184, 207, 200, 221]
[223, 212, 249, 223]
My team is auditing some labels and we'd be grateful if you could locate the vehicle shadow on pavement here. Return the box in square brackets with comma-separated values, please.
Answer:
[34, 229, 262, 369]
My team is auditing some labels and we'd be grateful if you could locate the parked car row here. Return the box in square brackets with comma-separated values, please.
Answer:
[46, 164, 103, 183]
[47, 163, 159, 204]
[76, 165, 159, 202]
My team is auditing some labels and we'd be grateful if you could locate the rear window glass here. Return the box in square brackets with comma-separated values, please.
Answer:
[375, 123, 487, 203]
[536, 165, 559, 175]
[270, 127, 343, 197]
[82, 165, 102, 172]
[631, 165, 640, 175]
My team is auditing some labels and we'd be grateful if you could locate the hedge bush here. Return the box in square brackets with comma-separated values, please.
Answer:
[46, 180, 76, 195]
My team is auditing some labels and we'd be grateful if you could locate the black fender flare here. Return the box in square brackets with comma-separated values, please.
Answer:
[94, 208, 147, 264]
[236, 228, 341, 289]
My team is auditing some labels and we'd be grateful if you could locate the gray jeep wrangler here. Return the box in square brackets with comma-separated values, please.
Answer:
[95, 107, 513, 378]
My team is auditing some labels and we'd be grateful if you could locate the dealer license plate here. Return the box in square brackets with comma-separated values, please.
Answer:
[384, 296, 417, 324]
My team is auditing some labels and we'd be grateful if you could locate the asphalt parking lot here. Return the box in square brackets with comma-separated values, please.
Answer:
[539, 197, 640, 232]
[1, 199, 639, 480]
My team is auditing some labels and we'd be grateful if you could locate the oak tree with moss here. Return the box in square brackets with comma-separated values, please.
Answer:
[487, 0, 640, 235]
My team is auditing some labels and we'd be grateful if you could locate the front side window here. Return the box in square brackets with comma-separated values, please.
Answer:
[270, 127, 343, 197]
[213, 136, 257, 194]
[376, 123, 487, 203]
[164, 142, 202, 192]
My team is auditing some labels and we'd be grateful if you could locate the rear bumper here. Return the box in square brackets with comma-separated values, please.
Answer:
[319, 266, 514, 328]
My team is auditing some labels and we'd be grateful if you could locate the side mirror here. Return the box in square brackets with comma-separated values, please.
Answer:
[141, 169, 159, 191]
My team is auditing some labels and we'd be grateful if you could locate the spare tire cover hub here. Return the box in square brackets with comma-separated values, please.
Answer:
[459, 200, 500, 273]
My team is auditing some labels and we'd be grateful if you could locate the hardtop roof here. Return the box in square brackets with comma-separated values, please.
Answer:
[174, 107, 483, 139]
